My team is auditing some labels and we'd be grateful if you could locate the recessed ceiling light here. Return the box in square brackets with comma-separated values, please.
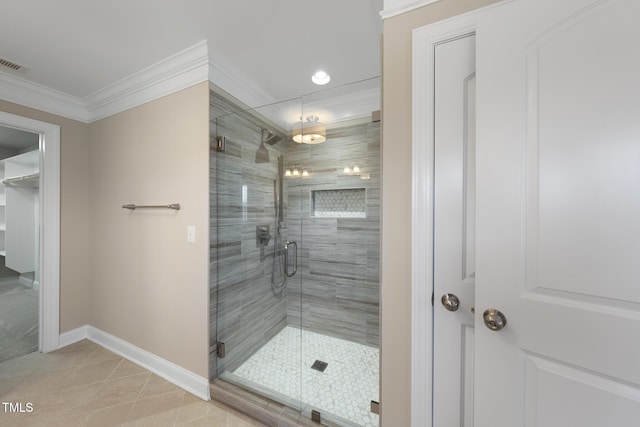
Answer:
[312, 71, 330, 85]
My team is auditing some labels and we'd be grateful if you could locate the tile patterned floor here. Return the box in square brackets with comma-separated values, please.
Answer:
[230, 327, 379, 427]
[0, 279, 38, 364]
[0, 340, 265, 426]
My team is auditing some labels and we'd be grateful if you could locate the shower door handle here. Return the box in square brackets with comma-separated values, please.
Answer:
[284, 241, 297, 277]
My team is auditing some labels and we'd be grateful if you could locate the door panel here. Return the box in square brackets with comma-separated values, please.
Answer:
[461, 325, 474, 427]
[528, 0, 640, 303]
[475, 0, 640, 425]
[526, 355, 640, 427]
[433, 34, 476, 427]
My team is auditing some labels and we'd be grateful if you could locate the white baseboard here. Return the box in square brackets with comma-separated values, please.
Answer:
[59, 325, 89, 348]
[58, 324, 210, 401]
[18, 275, 34, 287]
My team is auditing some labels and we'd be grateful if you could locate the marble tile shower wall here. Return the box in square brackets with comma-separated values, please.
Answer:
[285, 121, 380, 347]
[210, 91, 289, 378]
[210, 88, 381, 382]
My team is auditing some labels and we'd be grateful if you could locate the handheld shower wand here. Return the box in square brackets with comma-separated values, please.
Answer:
[271, 155, 288, 291]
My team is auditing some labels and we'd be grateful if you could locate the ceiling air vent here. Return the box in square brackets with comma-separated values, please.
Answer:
[0, 57, 24, 71]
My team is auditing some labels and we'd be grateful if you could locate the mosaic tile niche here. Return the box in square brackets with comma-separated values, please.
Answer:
[312, 188, 367, 218]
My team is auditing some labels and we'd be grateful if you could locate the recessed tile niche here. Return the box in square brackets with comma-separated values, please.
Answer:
[312, 188, 366, 218]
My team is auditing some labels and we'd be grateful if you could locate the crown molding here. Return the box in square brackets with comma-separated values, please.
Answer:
[380, 0, 442, 19]
[85, 40, 209, 122]
[0, 38, 377, 126]
[0, 71, 89, 122]
[0, 40, 210, 123]
[208, 60, 275, 110]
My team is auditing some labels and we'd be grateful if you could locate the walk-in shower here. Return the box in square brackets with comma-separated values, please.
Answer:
[210, 78, 380, 426]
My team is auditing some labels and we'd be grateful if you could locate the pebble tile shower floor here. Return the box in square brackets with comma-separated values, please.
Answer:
[230, 326, 379, 427]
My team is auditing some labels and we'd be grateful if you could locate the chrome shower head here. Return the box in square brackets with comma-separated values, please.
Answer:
[255, 141, 270, 163]
[255, 128, 274, 163]
[263, 128, 282, 146]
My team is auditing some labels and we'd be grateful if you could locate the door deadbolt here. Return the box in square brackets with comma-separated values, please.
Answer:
[483, 308, 507, 331]
[441, 293, 460, 312]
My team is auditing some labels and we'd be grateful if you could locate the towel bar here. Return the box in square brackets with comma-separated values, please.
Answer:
[122, 203, 180, 211]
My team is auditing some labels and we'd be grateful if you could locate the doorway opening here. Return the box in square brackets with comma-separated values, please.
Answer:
[0, 111, 60, 360]
[0, 125, 40, 363]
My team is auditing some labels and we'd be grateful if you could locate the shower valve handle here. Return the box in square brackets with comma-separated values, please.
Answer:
[256, 225, 271, 247]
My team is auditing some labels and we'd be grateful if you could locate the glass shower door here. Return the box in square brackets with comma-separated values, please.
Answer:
[294, 78, 381, 426]
[210, 92, 304, 410]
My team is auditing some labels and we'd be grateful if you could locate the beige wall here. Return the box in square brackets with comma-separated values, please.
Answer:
[380, 0, 500, 424]
[0, 99, 90, 333]
[88, 82, 210, 377]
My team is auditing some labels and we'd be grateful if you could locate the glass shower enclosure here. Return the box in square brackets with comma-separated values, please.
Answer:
[210, 78, 380, 427]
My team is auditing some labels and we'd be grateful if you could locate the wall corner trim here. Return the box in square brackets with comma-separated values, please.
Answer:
[58, 325, 210, 401]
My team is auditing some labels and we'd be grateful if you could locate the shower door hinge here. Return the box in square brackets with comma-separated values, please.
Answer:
[371, 400, 380, 415]
[431, 292, 434, 306]
[215, 135, 226, 152]
[216, 342, 225, 358]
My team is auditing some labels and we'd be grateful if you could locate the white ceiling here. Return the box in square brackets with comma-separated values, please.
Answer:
[0, 0, 382, 110]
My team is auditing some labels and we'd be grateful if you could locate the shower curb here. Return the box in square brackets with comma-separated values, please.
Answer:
[210, 380, 344, 427]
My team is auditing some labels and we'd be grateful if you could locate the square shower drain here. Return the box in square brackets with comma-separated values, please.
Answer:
[311, 360, 328, 372]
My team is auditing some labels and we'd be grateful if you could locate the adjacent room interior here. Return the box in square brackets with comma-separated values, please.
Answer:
[0, 126, 40, 364]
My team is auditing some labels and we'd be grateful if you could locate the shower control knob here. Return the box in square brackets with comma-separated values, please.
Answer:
[441, 293, 460, 312]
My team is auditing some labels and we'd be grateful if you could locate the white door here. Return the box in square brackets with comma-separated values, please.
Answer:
[433, 35, 476, 427]
[475, 0, 640, 425]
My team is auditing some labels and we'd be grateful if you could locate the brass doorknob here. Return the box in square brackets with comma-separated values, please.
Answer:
[483, 308, 507, 331]
[441, 293, 460, 312]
